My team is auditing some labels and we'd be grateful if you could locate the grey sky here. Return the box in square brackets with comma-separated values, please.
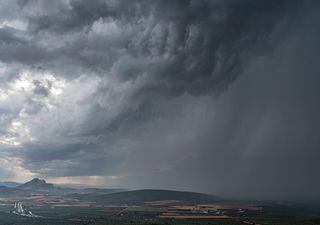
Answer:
[0, 0, 319, 201]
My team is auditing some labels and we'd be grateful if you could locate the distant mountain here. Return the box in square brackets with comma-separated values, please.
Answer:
[78, 188, 125, 194]
[0, 181, 21, 188]
[17, 178, 54, 190]
[0, 178, 125, 196]
[56, 183, 125, 194]
[0, 179, 221, 204]
[0, 185, 29, 197]
[71, 189, 220, 205]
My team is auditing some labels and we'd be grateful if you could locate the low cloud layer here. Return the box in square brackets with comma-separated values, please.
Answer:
[0, 0, 319, 200]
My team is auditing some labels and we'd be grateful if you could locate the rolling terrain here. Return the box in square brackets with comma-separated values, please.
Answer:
[70, 189, 220, 205]
[0, 179, 319, 225]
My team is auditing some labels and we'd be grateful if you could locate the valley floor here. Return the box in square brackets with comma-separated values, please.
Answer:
[0, 195, 319, 225]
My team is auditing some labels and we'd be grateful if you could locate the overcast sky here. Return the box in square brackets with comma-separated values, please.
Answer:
[0, 0, 319, 201]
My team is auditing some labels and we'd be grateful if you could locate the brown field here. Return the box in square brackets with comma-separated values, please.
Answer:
[145, 200, 180, 206]
[216, 203, 262, 210]
[159, 214, 229, 219]
[168, 203, 261, 211]
[170, 204, 219, 211]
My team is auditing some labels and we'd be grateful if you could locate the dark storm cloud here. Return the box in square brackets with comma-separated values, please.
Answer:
[16, 142, 116, 176]
[33, 0, 298, 134]
[26, 0, 133, 33]
[0, 1, 295, 82]
[0, 0, 319, 200]
[0, 27, 24, 44]
[98, 12, 320, 199]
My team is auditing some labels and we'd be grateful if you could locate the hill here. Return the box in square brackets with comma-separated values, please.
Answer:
[17, 178, 54, 190]
[0, 181, 21, 188]
[71, 189, 219, 205]
[0, 186, 29, 197]
[0, 178, 125, 196]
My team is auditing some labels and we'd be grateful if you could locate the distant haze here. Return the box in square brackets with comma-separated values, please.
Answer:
[0, 0, 319, 201]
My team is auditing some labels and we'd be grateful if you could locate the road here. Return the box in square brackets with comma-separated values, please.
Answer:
[12, 202, 42, 218]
